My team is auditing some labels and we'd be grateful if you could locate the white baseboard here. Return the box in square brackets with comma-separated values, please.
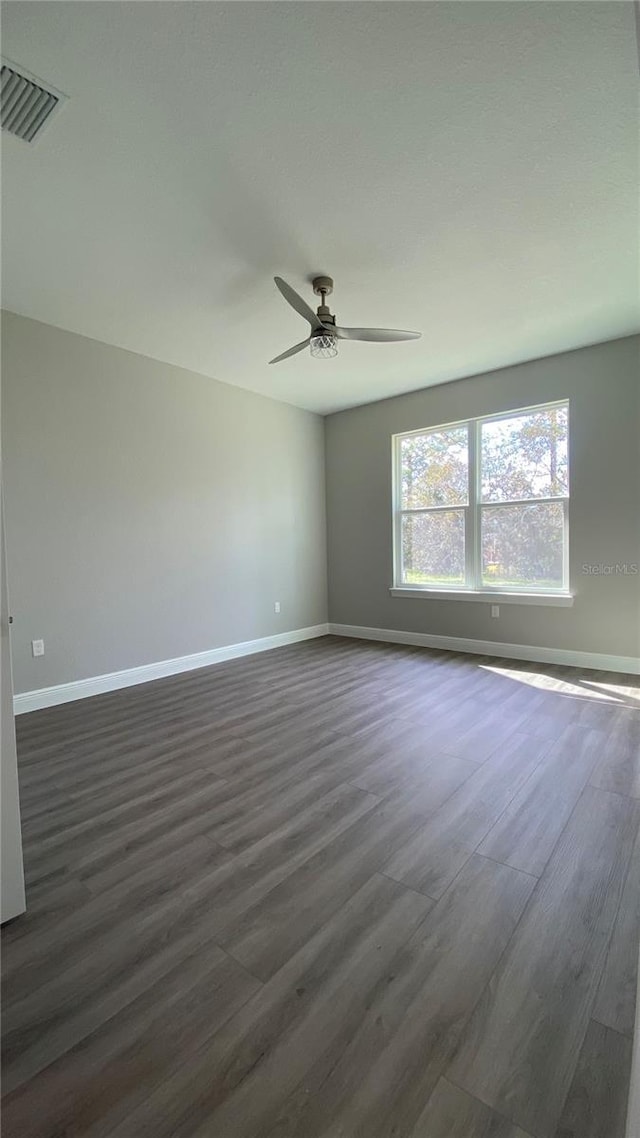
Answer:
[328, 623, 640, 675]
[13, 624, 330, 715]
[14, 619, 638, 714]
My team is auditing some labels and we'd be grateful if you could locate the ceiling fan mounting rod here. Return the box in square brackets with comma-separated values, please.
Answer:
[312, 275, 334, 324]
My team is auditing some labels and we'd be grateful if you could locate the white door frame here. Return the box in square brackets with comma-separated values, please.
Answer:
[1, 486, 26, 923]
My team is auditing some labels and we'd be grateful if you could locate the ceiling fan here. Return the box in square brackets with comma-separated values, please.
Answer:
[269, 276, 421, 364]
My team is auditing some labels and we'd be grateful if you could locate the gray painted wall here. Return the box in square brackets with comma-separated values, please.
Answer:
[325, 336, 640, 660]
[2, 312, 327, 694]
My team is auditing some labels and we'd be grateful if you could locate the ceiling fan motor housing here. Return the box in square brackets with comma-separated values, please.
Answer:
[316, 310, 335, 325]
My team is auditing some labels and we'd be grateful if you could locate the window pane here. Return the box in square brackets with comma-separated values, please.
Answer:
[481, 502, 565, 589]
[402, 510, 466, 586]
[481, 406, 568, 502]
[400, 427, 468, 509]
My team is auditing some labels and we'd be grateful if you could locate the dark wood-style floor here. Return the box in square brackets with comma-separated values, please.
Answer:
[2, 635, 639, 1138]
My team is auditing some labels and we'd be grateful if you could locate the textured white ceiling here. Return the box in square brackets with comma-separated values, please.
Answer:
[2, 2, 638, 414]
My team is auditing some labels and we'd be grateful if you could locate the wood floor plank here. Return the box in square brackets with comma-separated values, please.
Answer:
[1, 945, 261, 1138]
[1, 876, 91, 951]
[518, 692, 620, 741]
[16, 723, 247, 798]
[205, 767, 357, 850]
[21, 773, 230, 887]
[478, 724, 604, 876]
[63, 775, 235, 884]
[553, 1020, 631, 1138]
[433, 704, 528, 764]
[408, 1078, 533, 1138]
[16, 701, 243, 769]
[218, 758, 474, 981]
[383, 732, 548, 899]
[448, 785, 640, 1138]
[21, 765, 222, 860]
[21, 726, 249, 806]
[4, 780, 376, 996]
[18, 784, 75, 823]
[102, 873, 432, 1138]
[22, 731, 345, 887]
[592, 815, 640, 1037]
[264, 856, 534, 1138]
[1, 836, 232, 1089]
[88, 777, 377, 897]
[2, 784, 385, 1095]
[21, 764, 219, 847]
[330, 721, 477, 798]
[589, 708, 640, 798]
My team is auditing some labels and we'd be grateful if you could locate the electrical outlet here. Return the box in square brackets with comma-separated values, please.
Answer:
[32, 638, 45, 657]
[491, 606, 500, 618]
[274, 601, 281, 614]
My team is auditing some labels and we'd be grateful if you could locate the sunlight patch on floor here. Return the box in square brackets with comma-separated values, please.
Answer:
[478, 665, 625, 704]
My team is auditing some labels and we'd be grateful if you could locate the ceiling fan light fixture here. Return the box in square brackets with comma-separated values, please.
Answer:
[310, 331, 338, 359]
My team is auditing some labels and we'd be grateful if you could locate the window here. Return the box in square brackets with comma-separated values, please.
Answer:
[393, 401, 569, 597]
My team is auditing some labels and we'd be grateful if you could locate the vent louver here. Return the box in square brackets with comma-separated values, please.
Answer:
[1, 61, 66, 143]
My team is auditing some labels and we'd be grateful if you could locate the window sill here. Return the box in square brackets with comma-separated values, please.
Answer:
[389, 587, 574, 607]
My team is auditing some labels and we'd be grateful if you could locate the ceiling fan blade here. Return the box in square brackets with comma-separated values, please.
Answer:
[268, 338, 310, 365]
[274, 277, 324, 331]
[334, 327, 421, 342]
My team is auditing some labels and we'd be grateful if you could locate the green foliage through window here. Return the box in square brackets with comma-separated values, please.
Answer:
[481, 407, 568, 503]
[401, 427, 468, 509]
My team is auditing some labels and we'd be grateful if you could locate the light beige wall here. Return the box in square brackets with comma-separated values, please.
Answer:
[2, 311, 327, 693]
[325, 336, 640, 660]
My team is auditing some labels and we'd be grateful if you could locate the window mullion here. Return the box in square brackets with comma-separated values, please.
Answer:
[466, 421, 480, 589]
[563, 498, 570, 592]
[393, 437, 402, 586]
[400, 504, 468, 515]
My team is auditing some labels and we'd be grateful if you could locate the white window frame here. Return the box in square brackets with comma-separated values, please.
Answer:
[391, 400, 572, 606]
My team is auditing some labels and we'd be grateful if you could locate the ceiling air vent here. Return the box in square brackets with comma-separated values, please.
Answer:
[1, 59, 67, 143]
